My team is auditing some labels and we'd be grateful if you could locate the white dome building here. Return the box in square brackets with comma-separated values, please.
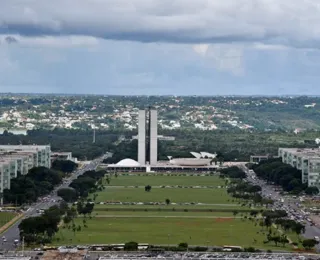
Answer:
[115, 158, 141, 167]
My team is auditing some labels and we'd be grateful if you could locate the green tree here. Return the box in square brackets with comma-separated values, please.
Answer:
[145, 185, 152, 192]
[57, 187, 77, 202]
[302, 239, 318, 250]
[124, 241, 138, 251]
[233, 210, 239, 218]
[305, 186, 319, 195]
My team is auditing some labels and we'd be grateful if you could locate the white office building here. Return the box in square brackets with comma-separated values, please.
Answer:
[278, 148, 320, 189]
[149, 109, 158, 165]
[138, 110, 146, 165]
[0, 145, 51, 168]
[0, 145, 51, 199]
[137, 108, 158, 166]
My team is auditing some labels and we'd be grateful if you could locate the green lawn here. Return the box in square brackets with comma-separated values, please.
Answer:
[106, 175, 225, 187]
[92, 211, 236, 217]
[94, 204, 255, 210]
[94, 187, 230, 204]
[54, 217, 291, 250]
[0, 212, 16, 227]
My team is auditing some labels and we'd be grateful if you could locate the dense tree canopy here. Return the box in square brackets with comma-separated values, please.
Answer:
[69, 170, 106, 198]
[220, 166, 246, 179]
[57, 187, 77, 202]
[19, 203, 71, 245]
[51, 160, 78, 173]
[252, 159, 307, 193]
[4, 167, 64, 205]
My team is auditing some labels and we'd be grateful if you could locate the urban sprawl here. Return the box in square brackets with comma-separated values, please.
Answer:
[1, 95, 320, 260]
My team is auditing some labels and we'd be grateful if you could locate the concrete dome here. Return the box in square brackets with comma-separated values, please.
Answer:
[116, 158, 141, 167]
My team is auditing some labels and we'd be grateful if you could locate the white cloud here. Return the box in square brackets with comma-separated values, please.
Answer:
[252, 43, 290, 51]
[193, 44, 244, 75]
[193, 44, 209, 56]
[0, 0, 320, 49]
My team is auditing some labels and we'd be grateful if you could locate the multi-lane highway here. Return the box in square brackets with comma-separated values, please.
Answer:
[241, 164, 320, 251]
[0, 154, 107, 251]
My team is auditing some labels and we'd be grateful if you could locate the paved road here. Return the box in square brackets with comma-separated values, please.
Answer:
[0, 153, 109, 251]
[3, 250, 320, 260]
[240, 164, 320, 251]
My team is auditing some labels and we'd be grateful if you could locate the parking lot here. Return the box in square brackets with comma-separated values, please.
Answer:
[96, 252, 319, 260]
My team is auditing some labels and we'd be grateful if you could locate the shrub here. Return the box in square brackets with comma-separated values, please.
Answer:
[124, 241, 138, 251]
[194, 246, 208, 252]
[178, 242, 188, 249]
[244, 247, 256, 252]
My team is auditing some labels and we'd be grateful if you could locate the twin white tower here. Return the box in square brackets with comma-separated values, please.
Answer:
[138, 108, 158, 165]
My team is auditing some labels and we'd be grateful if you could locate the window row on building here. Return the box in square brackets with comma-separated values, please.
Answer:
[0, 145, 51, 194]
[278, 148, 320, 188]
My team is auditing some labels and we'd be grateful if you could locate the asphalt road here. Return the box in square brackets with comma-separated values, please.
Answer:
[241, 164, 320, 251]
[0, 154, 108, 251]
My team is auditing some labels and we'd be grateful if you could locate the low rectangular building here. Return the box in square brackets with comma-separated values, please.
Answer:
[250, 155, 276, 163]
[51, 152, 77, 163]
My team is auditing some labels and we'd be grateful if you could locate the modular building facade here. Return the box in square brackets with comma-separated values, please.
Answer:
[0, 145, 51, 203]
[0, 145, 51, 168]
[278, 148, 320, 188]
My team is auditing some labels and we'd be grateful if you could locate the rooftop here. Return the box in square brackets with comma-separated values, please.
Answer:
[280, 148, 320, 158]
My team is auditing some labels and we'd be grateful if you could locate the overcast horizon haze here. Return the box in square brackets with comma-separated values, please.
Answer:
[1, 1, 320, 95]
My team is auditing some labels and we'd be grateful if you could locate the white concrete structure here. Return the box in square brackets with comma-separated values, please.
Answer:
[279, 148, 320, 189]
[169, 151, 214, 166]
[200, 152, 217, 159]
[116, 158, 141, 167]
[137, 108, 158, 166]
[138, 110, 146, 165]
[0, 145, 51, 202]
[0, 159, 17, 191]
[51, 152, 77, 163]
[169, 158, 211, 166]
[190, 152, 201, 159]
[149, 109, 158, 165]
[0, 145, 51, 168]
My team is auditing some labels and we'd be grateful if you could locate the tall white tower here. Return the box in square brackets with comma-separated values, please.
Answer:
[149, 109, 158, 165]
[138, 110, 146, 165]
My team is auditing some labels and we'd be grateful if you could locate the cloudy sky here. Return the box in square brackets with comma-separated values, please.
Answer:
[1, 0, 320, 95]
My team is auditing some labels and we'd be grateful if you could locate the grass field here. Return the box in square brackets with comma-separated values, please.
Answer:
[52, 173, 301, 251]
[94, 204, 255, 210]
[107, 175, 225, 187]
[92, 211, 236, 217]
[94, 187, 230, 204]
[0, 212, 16, 227]
[54, 217, 291, 250]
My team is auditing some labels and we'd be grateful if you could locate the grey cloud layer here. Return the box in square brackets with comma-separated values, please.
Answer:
[1, 0, 320, 47]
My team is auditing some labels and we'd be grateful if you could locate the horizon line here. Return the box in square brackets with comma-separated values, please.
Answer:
[0, 92, 320, 98]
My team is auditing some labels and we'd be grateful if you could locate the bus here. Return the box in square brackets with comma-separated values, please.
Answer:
[223, 245, 243, 251]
